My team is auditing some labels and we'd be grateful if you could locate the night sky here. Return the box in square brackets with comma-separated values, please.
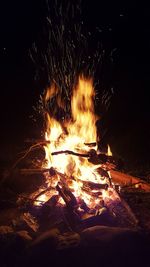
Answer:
[0, 0, 150, 167]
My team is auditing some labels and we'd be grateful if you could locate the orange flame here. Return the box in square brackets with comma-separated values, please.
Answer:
[107, 145, 112, 156]
[33, 76, 117, 210]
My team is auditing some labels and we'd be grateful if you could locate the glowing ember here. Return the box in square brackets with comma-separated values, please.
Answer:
[32, 76, 118, 215]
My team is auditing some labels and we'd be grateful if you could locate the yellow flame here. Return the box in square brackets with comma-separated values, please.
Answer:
[69, 77, 97, 143]
[107, 145, 112, 156]
[33, 76, 117, 209]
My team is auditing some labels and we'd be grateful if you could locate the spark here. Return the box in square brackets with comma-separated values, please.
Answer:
[29, 0, 113, 125]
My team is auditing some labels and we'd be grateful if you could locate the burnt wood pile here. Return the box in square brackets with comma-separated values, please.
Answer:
[0, 145, 150, 266]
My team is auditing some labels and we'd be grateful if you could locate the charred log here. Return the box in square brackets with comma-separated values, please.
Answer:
[82, 186, 102, 197]
[33, 186, 52, 202]
[51, 150, 89, 157]
[110, 170, 150, 192]
[80, 180, 108, 190]
[84, 142, 97, 147]
[56, 183, 77, 209]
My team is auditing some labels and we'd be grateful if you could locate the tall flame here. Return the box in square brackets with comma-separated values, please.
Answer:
[33, 76, 116, 210]
[44, 76, 98, 172]
[69, 77, 97, 142]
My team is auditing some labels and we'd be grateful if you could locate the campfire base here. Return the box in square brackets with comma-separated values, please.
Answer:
[0, 224, 149, 267]
[1, 162, 150, 266]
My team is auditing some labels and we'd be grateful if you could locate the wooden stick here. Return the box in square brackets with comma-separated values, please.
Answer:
[51, 150, 89, 157]
[33, 186, 53, 201]
[80, 180, 108, 190]
[82, 186, 102, 197]
[56, 184, 68, 203]
[51, 150, 115, 165]
[84, 142, 97, 147]
[110, 169, 150, 192]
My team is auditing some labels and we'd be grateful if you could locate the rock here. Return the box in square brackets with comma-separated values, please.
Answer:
[56, 231, 80, 250]
[80, 225, 137, 245]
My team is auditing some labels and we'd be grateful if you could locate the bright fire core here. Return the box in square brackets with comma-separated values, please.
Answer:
[33, 76, 118, 213]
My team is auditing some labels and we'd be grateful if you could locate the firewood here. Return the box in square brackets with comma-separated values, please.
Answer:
[79, 200, 90, 212]
[63, 187, 78, 207]
[51, 150, 89, 157]
[119, 196, 138, 225]
[55, 184, 81, 230]
[53, 169, 70, 184]
[39, 195, 59, 218]
[43, 195, 59, 207]
[96, 167, 110, 178]
[56, 183, 77, 208]
[33, 186, 53, 201]
[51, 149, 116, 165]
[80, 180, 108, 190]
[109, 170, 150, 192]
[21, 212, 39, 232]
[88, 152, 116, 165]
[56, 184, 71, 205]
[84, 142, 97, 147]
[82, 186, 102, 197]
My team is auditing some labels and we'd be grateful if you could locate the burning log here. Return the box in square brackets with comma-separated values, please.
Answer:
[51, 149, 117, 166]
[56, 183, 77, 209]
[51, 150, 89, 157]
[84, 142, 97, 147]
[39, 195, 59, 220]
[44, 195, 59, 207]
[81, 180, 108, 191]
[88, 151, 116, 165]
[82, 187, 102, 198]
[32, 186, 53, 202]
[79, 200, 90, 213]
[51, 168, 70, 184]
[96, 167, 110, 178]
[56, 183, 81, 230]
[109, 170, 150, 192]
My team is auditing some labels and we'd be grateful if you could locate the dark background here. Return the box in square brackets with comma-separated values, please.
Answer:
[0, 0, 150, 170]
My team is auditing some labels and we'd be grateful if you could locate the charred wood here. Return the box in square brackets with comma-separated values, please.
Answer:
[33, 186, 52, 202]
[51, 150, 89, 157]
[110, 170, 150, 192]
[82, 186, 102, 197]
[80, 180, 108, 190]
[96, 167, 110, 178]
[84, 142, 97, 147]
[56, 183, 77, 209]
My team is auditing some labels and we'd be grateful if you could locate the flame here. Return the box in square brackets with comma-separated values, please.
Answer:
[33, 76, 117, 213]
[107, 145, 112, 156]
[69, 77, 97, 143]
[44, 76, 98, 174]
